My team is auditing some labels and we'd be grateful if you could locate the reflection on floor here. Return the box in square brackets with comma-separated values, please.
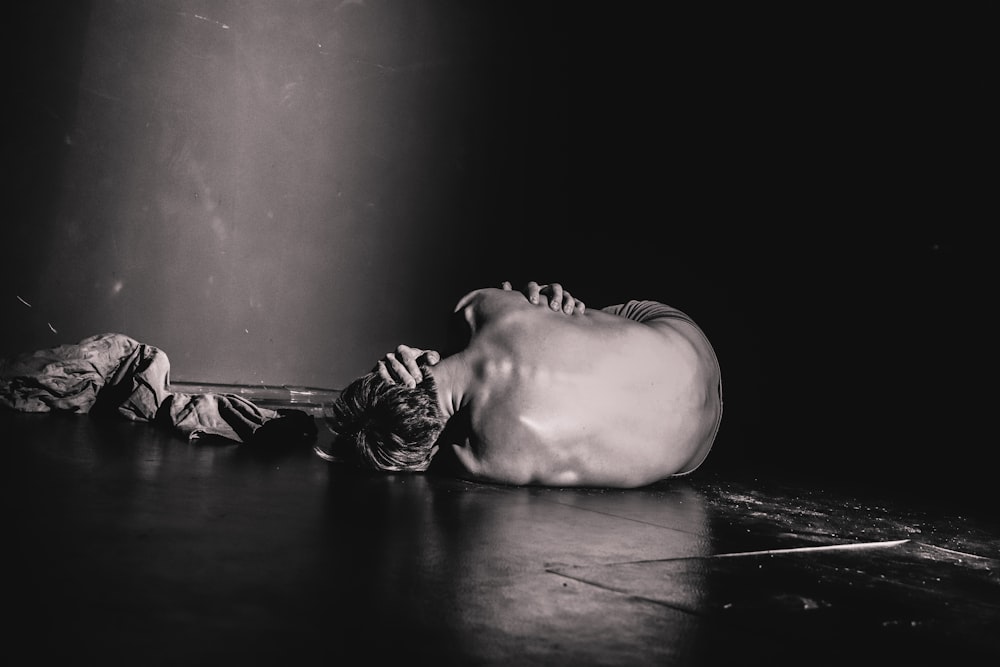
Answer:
[3, 409, 997, 665]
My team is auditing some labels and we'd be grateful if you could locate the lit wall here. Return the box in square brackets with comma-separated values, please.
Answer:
[4, 1, 572, 388]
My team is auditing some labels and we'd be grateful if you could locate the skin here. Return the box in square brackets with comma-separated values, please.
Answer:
[376, 281, 722, 488]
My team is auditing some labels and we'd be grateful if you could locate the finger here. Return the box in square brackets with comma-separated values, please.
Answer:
[396, 344, 421, 364]
[501, 281, 512, 290]
[421, 350, 441, 365]
[526, 281, 542, 304]
[375, 359, 396, 385]
[385, 352, 418, 387]
[546, 283, 564, 311]
[562, 290, 575, 314]
[395, 345, 423, 384]
[574, 300, 586, 315]
[384, 353, 405, 382]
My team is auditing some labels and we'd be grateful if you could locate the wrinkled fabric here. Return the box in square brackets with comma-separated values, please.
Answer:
[0, 333, 280, 443]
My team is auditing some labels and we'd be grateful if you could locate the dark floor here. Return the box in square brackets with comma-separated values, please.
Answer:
[3, 403, 998, 666]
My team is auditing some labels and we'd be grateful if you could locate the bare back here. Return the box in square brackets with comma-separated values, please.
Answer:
[434, 288, 722, 488]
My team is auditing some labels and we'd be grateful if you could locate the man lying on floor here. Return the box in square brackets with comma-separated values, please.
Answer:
[316, 281, 723, 488]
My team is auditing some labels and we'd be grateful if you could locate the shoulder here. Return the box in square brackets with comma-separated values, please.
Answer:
[453, 287, 525, 314]
[452, 288, 534, 333]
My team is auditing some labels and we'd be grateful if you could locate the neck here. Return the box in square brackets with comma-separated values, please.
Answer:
[427, 355, 469, 420]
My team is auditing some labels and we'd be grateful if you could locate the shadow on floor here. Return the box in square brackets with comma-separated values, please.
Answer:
[2, 410, 997, 665]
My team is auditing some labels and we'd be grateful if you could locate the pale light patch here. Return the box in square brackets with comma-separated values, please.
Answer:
[518, 414, 543, 433]
[493, 358, 515, 376]
[518, 413, 576, 439]
[210, 216, 227, 242]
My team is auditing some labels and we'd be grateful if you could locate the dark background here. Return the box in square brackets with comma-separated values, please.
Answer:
[3, 2, 993, 502]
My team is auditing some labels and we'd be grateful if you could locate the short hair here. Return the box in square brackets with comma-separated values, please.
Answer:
[315, 362, 445, 472]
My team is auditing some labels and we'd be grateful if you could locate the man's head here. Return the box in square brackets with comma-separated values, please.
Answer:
[316, 362, 445, 472]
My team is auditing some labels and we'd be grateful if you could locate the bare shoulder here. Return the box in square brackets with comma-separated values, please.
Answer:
[452, 288, 548, 343]
[453, 287, 526, 315]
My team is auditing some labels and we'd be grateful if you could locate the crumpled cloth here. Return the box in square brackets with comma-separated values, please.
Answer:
[0, 333, 282, 443]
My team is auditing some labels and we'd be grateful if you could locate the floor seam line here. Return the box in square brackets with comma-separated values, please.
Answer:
[548, 539, 913, 570]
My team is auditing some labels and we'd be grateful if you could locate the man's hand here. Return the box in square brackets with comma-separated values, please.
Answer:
[502, 280, 585, 315]
[374, 344, 441, 388]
